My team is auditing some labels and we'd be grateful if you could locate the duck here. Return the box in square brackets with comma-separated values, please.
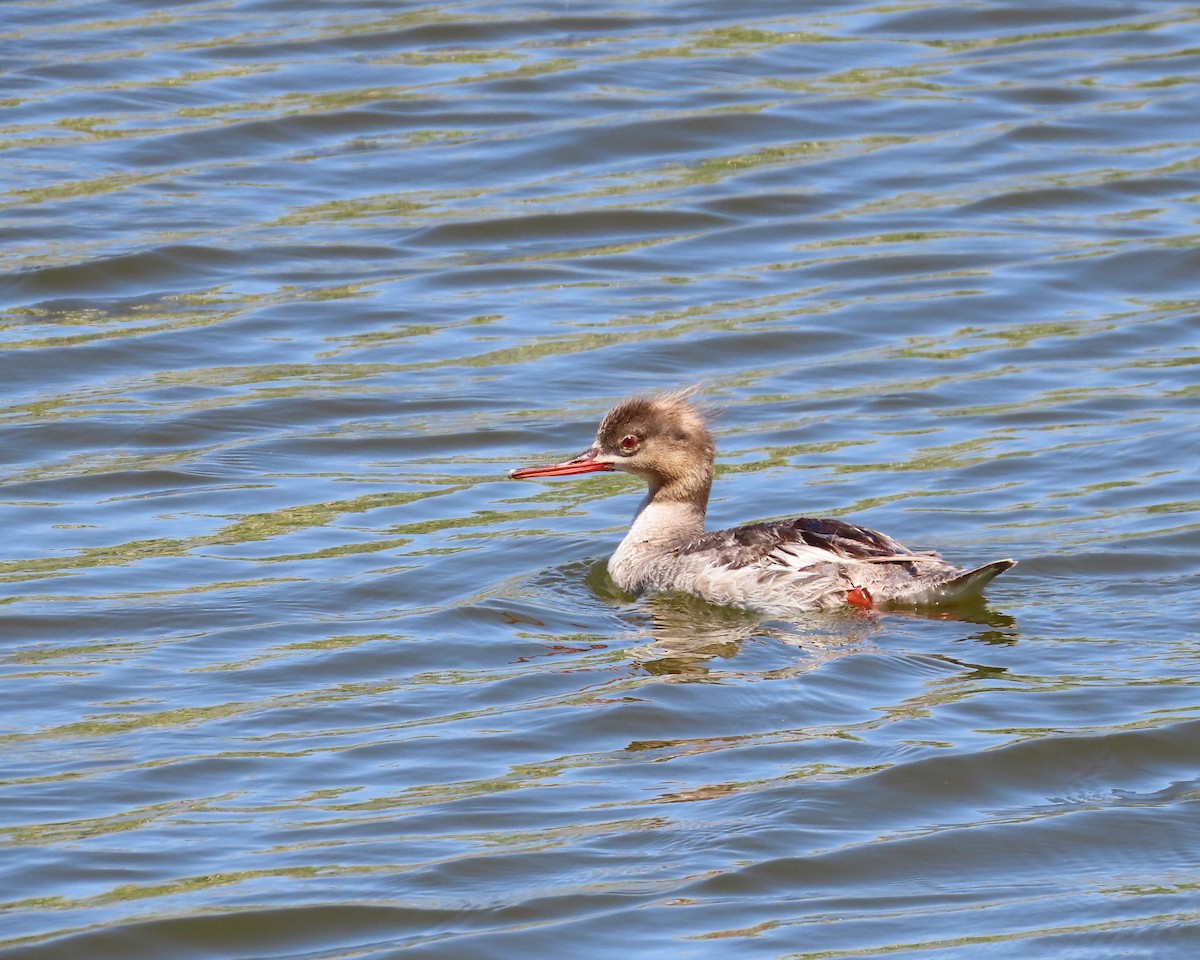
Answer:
[509, 393, 1015, 613]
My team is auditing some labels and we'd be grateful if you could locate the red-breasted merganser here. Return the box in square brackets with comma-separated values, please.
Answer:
[509, 393, 1015, 612]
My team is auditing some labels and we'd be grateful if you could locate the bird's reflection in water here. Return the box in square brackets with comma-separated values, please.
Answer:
[629, 592, 875, 678]
[642, 596, 768, 673]
[622, 589, 1018, 678]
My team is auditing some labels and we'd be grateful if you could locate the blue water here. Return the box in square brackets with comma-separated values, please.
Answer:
[2, 1, 1199, 957]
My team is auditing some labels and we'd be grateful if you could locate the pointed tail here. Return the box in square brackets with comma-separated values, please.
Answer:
[935, 559, 1016, 602]
[892, 558, 1016, 606]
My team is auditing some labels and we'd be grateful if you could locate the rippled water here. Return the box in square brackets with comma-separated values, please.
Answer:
[3, 1, 1200, 957]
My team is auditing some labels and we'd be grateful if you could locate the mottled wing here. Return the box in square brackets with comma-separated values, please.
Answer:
[777, 517, 928, 561]
[677, 517, 1010, 609]
[683, 517, 933, 567]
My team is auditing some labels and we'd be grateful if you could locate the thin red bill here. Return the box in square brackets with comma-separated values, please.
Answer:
[509, 449, 612, 479]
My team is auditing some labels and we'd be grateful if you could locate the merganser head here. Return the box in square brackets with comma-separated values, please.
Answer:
[509, 393, 715, 500]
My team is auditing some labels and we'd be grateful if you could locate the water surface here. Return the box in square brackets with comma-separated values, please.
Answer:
[2, 1, 1199, 957]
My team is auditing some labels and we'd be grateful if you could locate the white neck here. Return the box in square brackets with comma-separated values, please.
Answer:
[608, 490, 706, 592]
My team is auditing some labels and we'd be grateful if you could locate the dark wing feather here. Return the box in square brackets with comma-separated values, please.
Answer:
[782, 517, 931, 561]
[680, 517, 933, 570]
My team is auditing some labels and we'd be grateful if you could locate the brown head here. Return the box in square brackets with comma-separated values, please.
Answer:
[510, 393, 715, 503]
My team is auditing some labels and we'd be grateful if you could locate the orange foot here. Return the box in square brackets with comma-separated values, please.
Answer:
[846, 586, 874, 609]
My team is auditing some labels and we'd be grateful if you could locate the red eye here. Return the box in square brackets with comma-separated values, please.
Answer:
[619, 434, 640, 453]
